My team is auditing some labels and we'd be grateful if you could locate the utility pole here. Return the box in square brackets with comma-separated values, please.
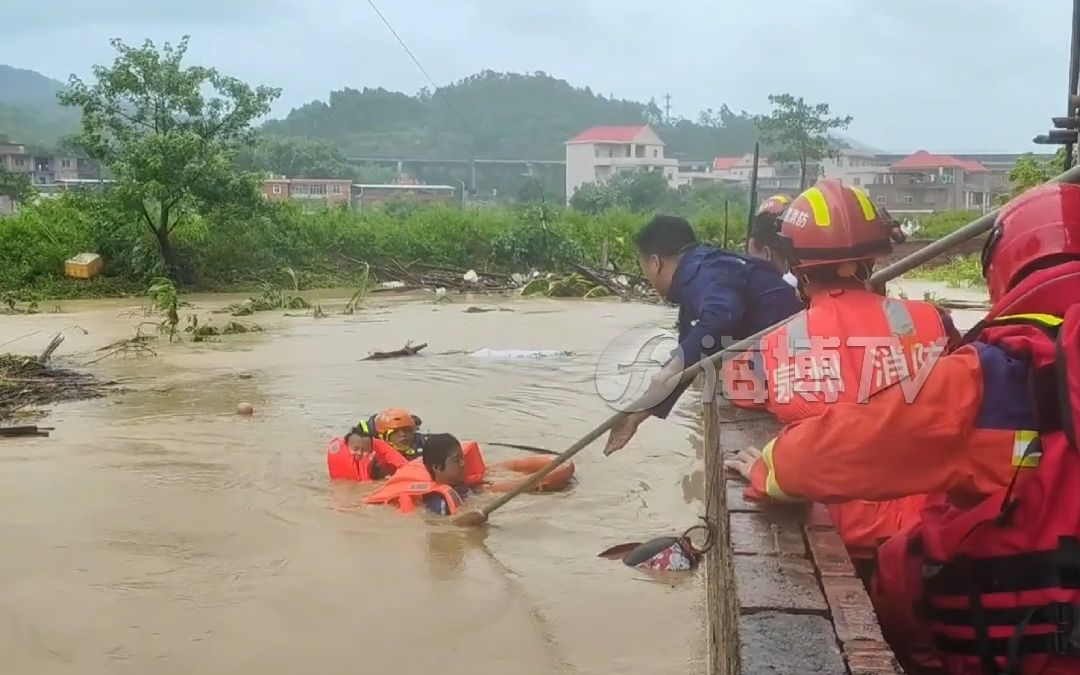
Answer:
[1035, 0, 1080, 168]
[663, 93, 672, 124]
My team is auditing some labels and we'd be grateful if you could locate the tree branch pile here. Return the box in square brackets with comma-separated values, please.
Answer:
[374, 260, 516, 292]
[0, 335, 113, 422]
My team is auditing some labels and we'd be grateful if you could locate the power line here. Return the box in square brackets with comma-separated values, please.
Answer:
[364, 0, 468, 126]
[365, 0, 440, 93]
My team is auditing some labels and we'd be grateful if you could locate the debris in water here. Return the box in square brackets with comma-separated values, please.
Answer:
[469, 349, 571, 359]
[363, 341, 428, 360]
[1, 334, 113, 421]
[237, 402, 254, 416]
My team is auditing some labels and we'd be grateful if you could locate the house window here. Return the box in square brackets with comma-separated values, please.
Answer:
[332, 184, 342, 194]
[272, 184, 282, 195]
[595, 148, 601, 158]
[309, 184, 326, 195]
[652, 149, 658, 158]
[61, 159, 71, 168]
[635, 145, 645, 158]
[901, 194, 914, 204]
[852, 176, 861, 186]
[875, 195, 887, 205]
[290, 184, 306, 196]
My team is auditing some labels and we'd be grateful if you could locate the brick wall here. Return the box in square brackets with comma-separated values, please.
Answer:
[709, 400, 903, 674]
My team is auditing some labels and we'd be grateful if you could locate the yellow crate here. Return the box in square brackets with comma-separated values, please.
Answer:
[64, 253, 104, 280]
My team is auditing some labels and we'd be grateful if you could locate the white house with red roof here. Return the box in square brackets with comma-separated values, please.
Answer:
[564, 125, 679, 202]
[868, 150, 996, 214]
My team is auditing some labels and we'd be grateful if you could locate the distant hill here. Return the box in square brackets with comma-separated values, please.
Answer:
[263, 70, 761, 160]
[0, 65, 79, 147]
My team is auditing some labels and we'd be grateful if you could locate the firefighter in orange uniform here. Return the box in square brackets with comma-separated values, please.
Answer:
[726, 182, 1080, 674]
[726, 179, 960, 566]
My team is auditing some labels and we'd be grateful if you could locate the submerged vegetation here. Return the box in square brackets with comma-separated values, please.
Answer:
[904, 254, 985, 288]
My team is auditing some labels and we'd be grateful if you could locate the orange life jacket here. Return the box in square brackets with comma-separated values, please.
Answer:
[326, 437, 408, 482]
[752, 288, 948, 558]
[364, 459, 464, 514]
[755, 288, 948, 422]
[364, 441, 487, 514]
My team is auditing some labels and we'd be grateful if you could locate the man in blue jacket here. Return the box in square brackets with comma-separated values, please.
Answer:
[604, 215, 802, 454]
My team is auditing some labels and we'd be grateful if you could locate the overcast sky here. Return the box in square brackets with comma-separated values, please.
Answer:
[0, 0, 1071, 153]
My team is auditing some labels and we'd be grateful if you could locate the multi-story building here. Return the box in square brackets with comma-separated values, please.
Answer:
[0, 142, 80, 185]
[869, 151, 994, 214]
[261, 177, 354, 207]
[819, 147, 889, 189]
[564, 125, 679, 203]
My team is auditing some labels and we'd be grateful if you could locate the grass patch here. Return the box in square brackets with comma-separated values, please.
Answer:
[904, 254, 985, 288]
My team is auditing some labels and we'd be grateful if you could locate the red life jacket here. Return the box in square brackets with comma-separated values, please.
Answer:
[364, 459, 464, 514]
[876, 293, 1080, 675]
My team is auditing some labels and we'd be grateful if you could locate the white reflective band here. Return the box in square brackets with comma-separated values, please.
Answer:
[785, 312, 811, 354]
[882, 298, 916, 337]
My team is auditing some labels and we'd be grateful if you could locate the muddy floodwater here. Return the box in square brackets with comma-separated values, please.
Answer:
[0, 291, 711, 675]
[0, 282, 986, 675]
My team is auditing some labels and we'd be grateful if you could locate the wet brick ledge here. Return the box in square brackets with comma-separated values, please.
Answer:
[727, 480, 903, 675]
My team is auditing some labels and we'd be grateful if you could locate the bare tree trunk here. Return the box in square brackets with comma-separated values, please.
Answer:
[799, 156, 808, 191]
[155, 204, 182, 282]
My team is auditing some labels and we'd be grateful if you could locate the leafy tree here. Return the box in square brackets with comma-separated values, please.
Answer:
[0, 167, 36, 208]
[756, 94, 852, 190]
[1006, 149, 1067, 199]
[570, 181, 623, 214]
[237, 134, 355, 180]
[58, 36, 280, 281]
[570, 169, 674, 214]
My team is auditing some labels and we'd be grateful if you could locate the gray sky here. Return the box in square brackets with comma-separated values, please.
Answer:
[1, 0, 1070, 153]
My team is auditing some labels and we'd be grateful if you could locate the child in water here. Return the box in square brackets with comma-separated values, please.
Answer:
[419, 433, 472, 515]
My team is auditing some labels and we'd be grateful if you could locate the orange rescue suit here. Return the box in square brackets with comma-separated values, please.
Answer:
[732, 288, 954, 556]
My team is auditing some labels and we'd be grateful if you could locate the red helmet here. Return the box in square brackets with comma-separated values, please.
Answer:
[982, 182, 1080, 301]
[756, 194, 791, 217]
[778, 179, 893, 271]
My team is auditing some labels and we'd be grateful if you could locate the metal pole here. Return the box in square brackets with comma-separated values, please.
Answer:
[723, 200, 730, 249]
[1067, 0, 1080, 168]
[745, 142, 760, 252]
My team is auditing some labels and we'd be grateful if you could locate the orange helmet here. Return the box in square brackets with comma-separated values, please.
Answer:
[778, 179, 893, 271]
[756, 194, 791, 217]
[374, 408, 417, 435]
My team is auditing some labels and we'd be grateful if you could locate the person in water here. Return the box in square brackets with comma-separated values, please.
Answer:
[603, 215, 802, 454]
[345, 408, 425, 458]
[364, 433, 472, 515]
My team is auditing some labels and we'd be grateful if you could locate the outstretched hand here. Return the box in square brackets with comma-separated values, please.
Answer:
[724, 445, 762, 483]
[603, 411, 650, 456]
[452, 510, 488, 528]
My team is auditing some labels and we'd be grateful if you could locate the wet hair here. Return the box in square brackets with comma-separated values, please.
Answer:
[422, 433, 462, 474]
[635, 215, 698, 257]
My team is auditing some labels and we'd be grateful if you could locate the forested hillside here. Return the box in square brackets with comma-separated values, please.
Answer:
[0, 66, 78, 146]
[262, 70, 760, 160]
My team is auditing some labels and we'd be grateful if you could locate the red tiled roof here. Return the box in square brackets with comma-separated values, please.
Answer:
[567, 125, 649, 143]
[892, 150, 989, 173]
[712, 157, 741, 171]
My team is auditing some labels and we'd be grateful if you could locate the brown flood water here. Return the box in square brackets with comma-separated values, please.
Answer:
[0, 292, 709, 675]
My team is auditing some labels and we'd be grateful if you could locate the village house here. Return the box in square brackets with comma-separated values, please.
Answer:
[868, 150, 996, 214]
[564, 125, 679, 203]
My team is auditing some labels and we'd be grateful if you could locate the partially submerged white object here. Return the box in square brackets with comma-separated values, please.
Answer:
[463, 270, 480, 283]
[434, 287, 448, 297]
[379, 280, 406, 289]
[470, 348, 571, 359]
